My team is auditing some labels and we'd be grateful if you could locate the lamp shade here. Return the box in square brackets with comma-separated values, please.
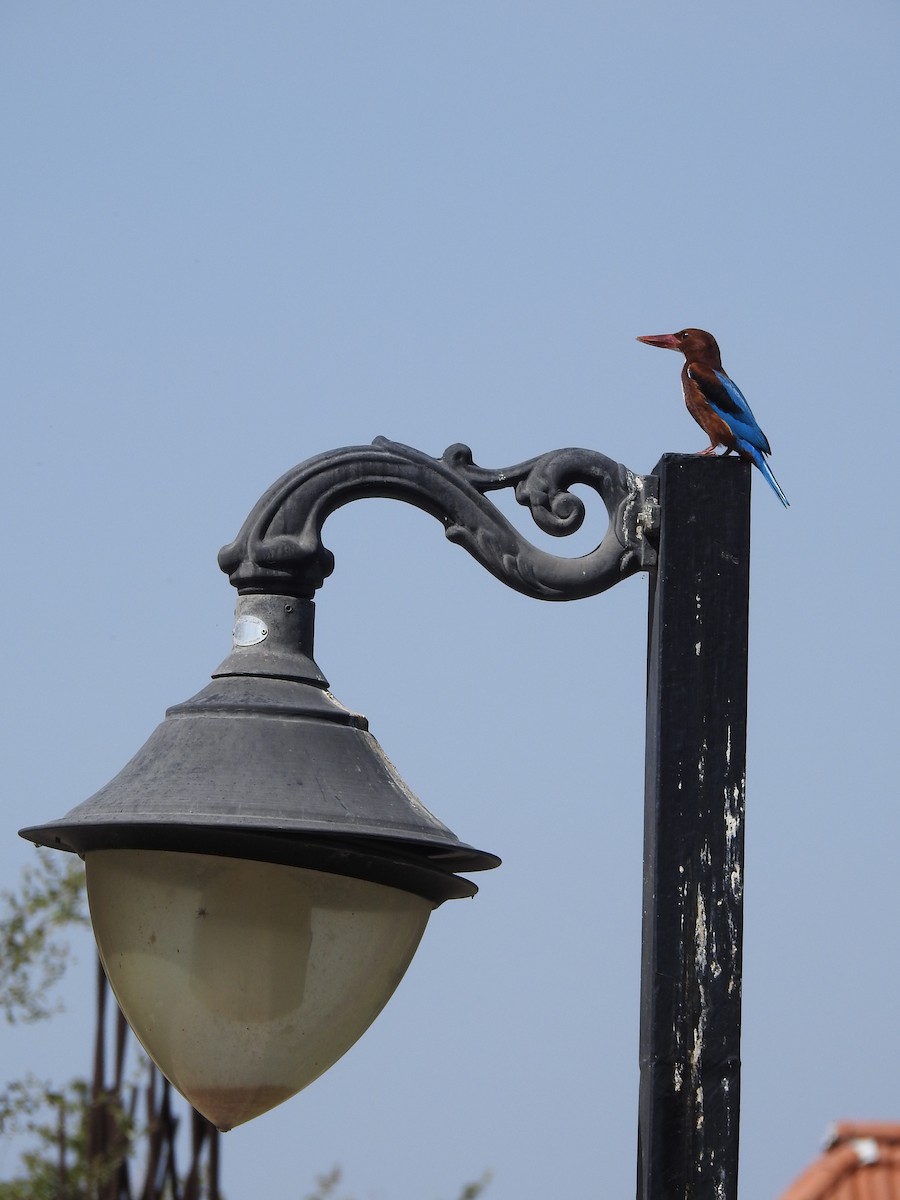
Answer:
[21, 595, 499, 904]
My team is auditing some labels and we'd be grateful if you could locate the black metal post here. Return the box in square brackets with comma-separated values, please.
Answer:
[638, 454, 751, 1200]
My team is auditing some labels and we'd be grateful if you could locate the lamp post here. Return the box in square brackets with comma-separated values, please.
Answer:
[21, 436, 751, 1199]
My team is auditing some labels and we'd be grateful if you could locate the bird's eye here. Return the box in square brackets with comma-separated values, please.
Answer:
[680, 331, 689, 339]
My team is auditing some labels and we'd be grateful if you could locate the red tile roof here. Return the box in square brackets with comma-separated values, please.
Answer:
[780, 1122, 900, 1200]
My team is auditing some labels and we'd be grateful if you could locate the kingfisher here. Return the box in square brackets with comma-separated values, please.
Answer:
[636, 327, 788, 507]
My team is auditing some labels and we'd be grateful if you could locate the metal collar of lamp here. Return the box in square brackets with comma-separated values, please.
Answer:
[20, 437, 658, 1132]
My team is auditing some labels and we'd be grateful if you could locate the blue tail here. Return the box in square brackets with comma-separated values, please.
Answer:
[739, 441, 789, 508]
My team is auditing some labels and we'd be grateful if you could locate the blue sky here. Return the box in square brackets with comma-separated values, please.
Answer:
[2, 3, 899, 1197]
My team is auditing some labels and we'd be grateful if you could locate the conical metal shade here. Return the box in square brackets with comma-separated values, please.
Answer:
[21, 595, 499, 906]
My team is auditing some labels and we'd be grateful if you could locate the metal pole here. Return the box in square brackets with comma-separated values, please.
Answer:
[638, 453, 751, 1199]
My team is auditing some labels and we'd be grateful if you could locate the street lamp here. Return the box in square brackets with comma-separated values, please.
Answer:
[20, 437, 750, 1199]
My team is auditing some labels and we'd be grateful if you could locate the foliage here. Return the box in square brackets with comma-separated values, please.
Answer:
[302, 1167, 491, 1200]
[1, 1050, 217, 1200]
[0, 855, 147, 1199]
[0, 853, 104, 1194]
[303, 1168, 344, 1200]
[0, 850, 88, 1025]
[0, 1078, 133, 1200]
[455, 1178, 491, 1200]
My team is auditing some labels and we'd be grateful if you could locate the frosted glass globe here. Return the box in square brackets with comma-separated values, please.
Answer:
[85, 849, 431, 1131]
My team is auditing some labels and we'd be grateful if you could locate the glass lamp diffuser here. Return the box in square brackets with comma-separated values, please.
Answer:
[86, 849, 431, 1130]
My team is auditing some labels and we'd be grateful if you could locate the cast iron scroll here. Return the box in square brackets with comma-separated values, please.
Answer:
[218, 437, 659, 601]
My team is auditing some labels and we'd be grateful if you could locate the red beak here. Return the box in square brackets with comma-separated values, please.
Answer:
[636, 333, 681, 351]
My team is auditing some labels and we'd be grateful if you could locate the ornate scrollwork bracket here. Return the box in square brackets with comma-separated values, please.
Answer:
[218, 438, 659, 602]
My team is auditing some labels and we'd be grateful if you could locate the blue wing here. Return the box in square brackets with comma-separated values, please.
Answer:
[686, 363, 788, 505]
[686, 365, 772, 456]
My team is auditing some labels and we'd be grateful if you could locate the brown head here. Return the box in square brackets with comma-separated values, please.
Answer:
[636, 328, 722, 367]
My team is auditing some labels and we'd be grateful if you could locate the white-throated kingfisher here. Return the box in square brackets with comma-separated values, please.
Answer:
[636, 327, 789, 507]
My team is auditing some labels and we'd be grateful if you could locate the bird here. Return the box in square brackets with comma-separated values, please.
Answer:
[636, 327, 789, 507]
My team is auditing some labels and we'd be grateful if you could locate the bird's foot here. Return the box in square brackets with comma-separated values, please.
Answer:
[697, 445, 719, 457]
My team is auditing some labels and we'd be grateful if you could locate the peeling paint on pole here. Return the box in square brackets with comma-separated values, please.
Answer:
[638, 454, 750, 1200]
